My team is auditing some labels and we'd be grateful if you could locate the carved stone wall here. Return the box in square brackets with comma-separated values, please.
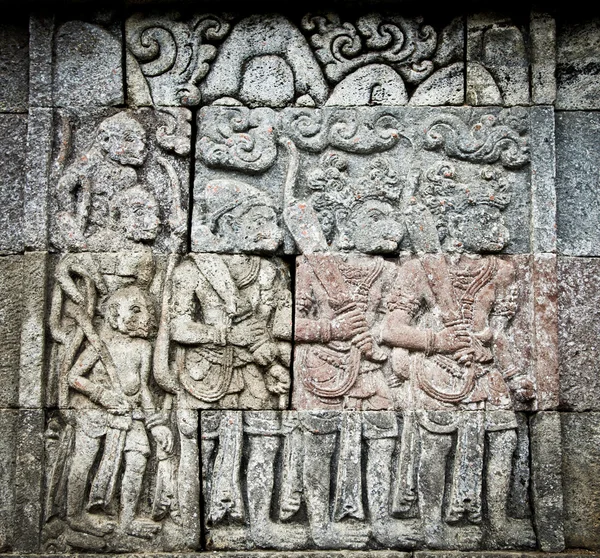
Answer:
[0, 3, 598, 557]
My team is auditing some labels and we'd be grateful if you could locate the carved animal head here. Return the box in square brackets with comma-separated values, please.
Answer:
[97, 113, 147, 167]
[104, 285, 156, 338]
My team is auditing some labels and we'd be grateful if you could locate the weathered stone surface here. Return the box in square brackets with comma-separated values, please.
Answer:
[0, 410, 17, 551]
[0, 114, 27, 254]
[0, 553, 412, 558]
[561, 412, 600, 550]
[193, 106, 534, 255]
[0, 14, 29, 112]
[558, 257, 600, 411]
[13, 410, 45, 553]
[48, 108, 190, 253]
[203, 410, 537, 551]
[530, 412, 565, 552]
[53, 15, 123, 107]
[557, 19, 600, 109]
[556, 112, 600, 256]
[0, 256, 23, 408]
[29, 14, 54, 107]
[467, 14, 530, 106]
[531, 12, 557, 105]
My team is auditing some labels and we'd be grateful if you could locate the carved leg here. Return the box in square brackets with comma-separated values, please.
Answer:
[66, 431, 115, 537]
[120, 451, 159, 539]
[303, 430, 369, 549]
[367, 438, 421, 548]
[177, 408, 200, 548]
[418, 429, 451, 549]
[246, 434, 308, 549]
[485, 429, 536, 549]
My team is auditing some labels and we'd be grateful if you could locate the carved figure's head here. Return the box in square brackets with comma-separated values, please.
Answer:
[111, 185, 160, 242]
[308, 152, 404, 253]
[204, 179, 282, 253]
[97, 113, 147, 167]
[421, 162, 511, 253]
[104, 285, 155, 338]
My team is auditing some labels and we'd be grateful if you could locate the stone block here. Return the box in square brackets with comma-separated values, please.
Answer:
[561, 412, 600, 550]
[0, 256, 23, 408]
[467, 13, 530, 106]
[47, 108, 190, 254]
[202, 410, 537, 551]
[531, 12, 557, 105]
[293, 254, 552, 413]
[126, 13, 464, 108]
[530, 412, 565, 552]
[0, 13, 29, 112]
[557, 19, 600, 109]
[0, 410, 18, 551]
[47, 253, 291, 411]
[29, 13, 54, 107]
[13, 409, 45, 553]
[193, 106, 535, 255]
[556, 111, 600, 256]
[558, 257, 600, 411]
[0, 114, 27, 254]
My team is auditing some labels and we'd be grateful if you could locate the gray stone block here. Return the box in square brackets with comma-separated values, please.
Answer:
[561, 412, 600, 550]
[193, 106, 534, 255]
[0, 410, 18, 551]
[530, 412, 565, 552]
[557, 19, 600, 109]
[0, 14, 29, 112]
[0, 256, 24, 408]
[0, 114, 27, 254]
[467, 14, 530, 106]
[531, 12, 557, 105]
[29, 14, 54, 107]
[558, 257, 600, 411]
[556, 111, 600, 256]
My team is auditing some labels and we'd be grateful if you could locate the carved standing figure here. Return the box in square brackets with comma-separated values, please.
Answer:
[380, 162, 535, 549]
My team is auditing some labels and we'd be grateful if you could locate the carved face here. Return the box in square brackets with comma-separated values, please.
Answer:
[107, 288, 155, 338]
[345, 199, 404, 253]
[116, 190, 160, 242]
[221, 205, 283, 253]
[448, 205, 510, 253]
[100, 119, 147, 167]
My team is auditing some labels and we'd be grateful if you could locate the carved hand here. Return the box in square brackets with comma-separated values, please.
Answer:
[151, 425, 174, 454]
[98, 389, 131, 415]
[433, 324, 472, 354]
[330, 308, 369, 341]
[252, 341, 279, 366]
[228, 320, 267, 346]
[512, 377, 535, 402]
[265, 363, 291, 394]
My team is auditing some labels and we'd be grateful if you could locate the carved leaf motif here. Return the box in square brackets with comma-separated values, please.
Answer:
[302, 13, 437, 84]
[156, 108, 192, 156]
[422, 109, 530, 168]
[197, 107, 277, 173]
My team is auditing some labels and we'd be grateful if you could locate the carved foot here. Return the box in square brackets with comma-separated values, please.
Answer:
[424, 522, 482, 550]
[122, 518, 161, 539]
[252, 522, 309, 549]
[311, 522, 370, 549]
[485, 518, 536, 549]
[372, 518, 422, 548]
[68, 513, 115, 537]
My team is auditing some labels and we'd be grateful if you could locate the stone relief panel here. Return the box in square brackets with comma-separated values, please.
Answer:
[43, 248, 292, 550]
[192, 106, 533, 255]
[202, 409, 535, 551]
[126, 12, 465, 109]
[48, 108, 190, 253]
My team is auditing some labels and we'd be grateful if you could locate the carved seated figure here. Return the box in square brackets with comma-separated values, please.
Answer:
[381, 162, 536, 550]
[64, 285, 173, 541]
[54, 112, 148, 251]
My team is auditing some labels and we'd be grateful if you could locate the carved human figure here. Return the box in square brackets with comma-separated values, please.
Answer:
[380, 162, 535, 549]
[154, 181, 296, 548]
[62, 285, 173, 540]
[55, 112, 148, 250]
